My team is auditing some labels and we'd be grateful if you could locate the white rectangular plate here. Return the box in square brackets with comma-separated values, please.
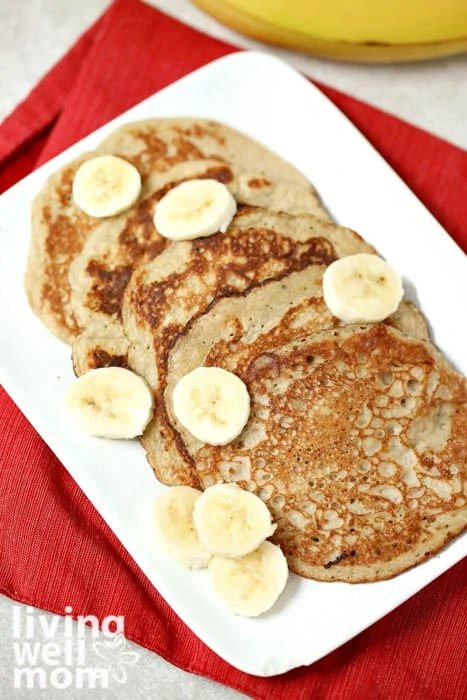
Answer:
[0, 52, 466, 677]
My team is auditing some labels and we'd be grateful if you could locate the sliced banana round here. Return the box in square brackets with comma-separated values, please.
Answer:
[154, 178, 237, 241]
[172, 366, 250, 446]
[66, 367, 154, 439]
[193, 483, 276, 557]
[153, 486, 212, 569]
[72, 155, 141, 218]
[209, 541, 288, 617]
[323, 253, 404, 324]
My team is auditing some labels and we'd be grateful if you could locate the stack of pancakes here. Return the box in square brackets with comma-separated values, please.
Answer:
[25, 118, 467, 582]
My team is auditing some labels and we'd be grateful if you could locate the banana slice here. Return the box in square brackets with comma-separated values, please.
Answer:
[73, 155, 141, 218]
[66, 367, 154, 438]
[153, 486, 212, 569]
[323, 253, 404, 323]
[209, 541, 288, 617]
[172, 366, 250, 446]
[154, 178, 237, 240]
[193, 483, 276, 557]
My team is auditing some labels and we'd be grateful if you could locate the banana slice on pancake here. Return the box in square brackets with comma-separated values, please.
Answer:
[153, 486, 212, 569]
[172, 366, 250, 445]
[154, 179, 237, 240]
[209, 541, 288, 617]
[66, 367, 154, 438]
[193, 483, 276, 557]
[72, 155, 142, 218]
[323, 253, 404, 323]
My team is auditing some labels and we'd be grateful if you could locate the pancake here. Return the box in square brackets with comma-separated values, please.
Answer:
[26, 151, 103, 344]
[122, 208, 376, 486]
[98, 119, 325, 198]
[164, 265, 430, 485]
[26, 118, 330, 344]
[70, 159, 333, 376]
[193, 324, 467, 582]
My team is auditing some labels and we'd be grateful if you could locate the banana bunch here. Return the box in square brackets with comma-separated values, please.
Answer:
[192, 0, 467, 62]
[153, 483, 288, 617]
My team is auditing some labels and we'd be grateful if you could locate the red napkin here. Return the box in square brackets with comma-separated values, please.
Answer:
[0, 1, 466, 697]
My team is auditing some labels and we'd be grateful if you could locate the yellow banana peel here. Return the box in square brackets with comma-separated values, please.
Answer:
[192, 0, 467, 62]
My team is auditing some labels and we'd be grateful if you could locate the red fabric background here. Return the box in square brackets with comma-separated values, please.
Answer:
[0, 1, 466, 697]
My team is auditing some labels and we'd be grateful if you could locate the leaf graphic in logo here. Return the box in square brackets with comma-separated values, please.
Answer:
[109, 634, 125, 652]
[92, 639, 114, 662]
[113, 663, 128, 684]
[120, 651, 140, 665]
[91, 632, 140, 685]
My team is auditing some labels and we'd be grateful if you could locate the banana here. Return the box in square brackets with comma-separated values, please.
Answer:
[193, 0, 467, 62]
[72, 155, 142, 218]
[193, 483, 276, 557]
[66, 366, 154, 438]
[153, 179, 237, 240]
[323, 253, 404, 324]
[153, 486, 212, 569]
[172, 366, 250, 445]
[209, 541, 288, 617]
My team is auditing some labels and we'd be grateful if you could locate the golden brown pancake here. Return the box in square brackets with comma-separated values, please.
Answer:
[70, 159, 332, 376]
[122, 208, 376, 486]
[26, 118, 330, 344]
[24, 115, 466, 585]
[164, 265, 430, 486]
[193, 324, 467, 582]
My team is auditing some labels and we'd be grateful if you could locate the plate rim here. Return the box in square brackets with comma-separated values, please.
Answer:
[0, 50, 466, 677]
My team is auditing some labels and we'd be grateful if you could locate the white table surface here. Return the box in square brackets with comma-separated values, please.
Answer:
[0, 1, 466, 698]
